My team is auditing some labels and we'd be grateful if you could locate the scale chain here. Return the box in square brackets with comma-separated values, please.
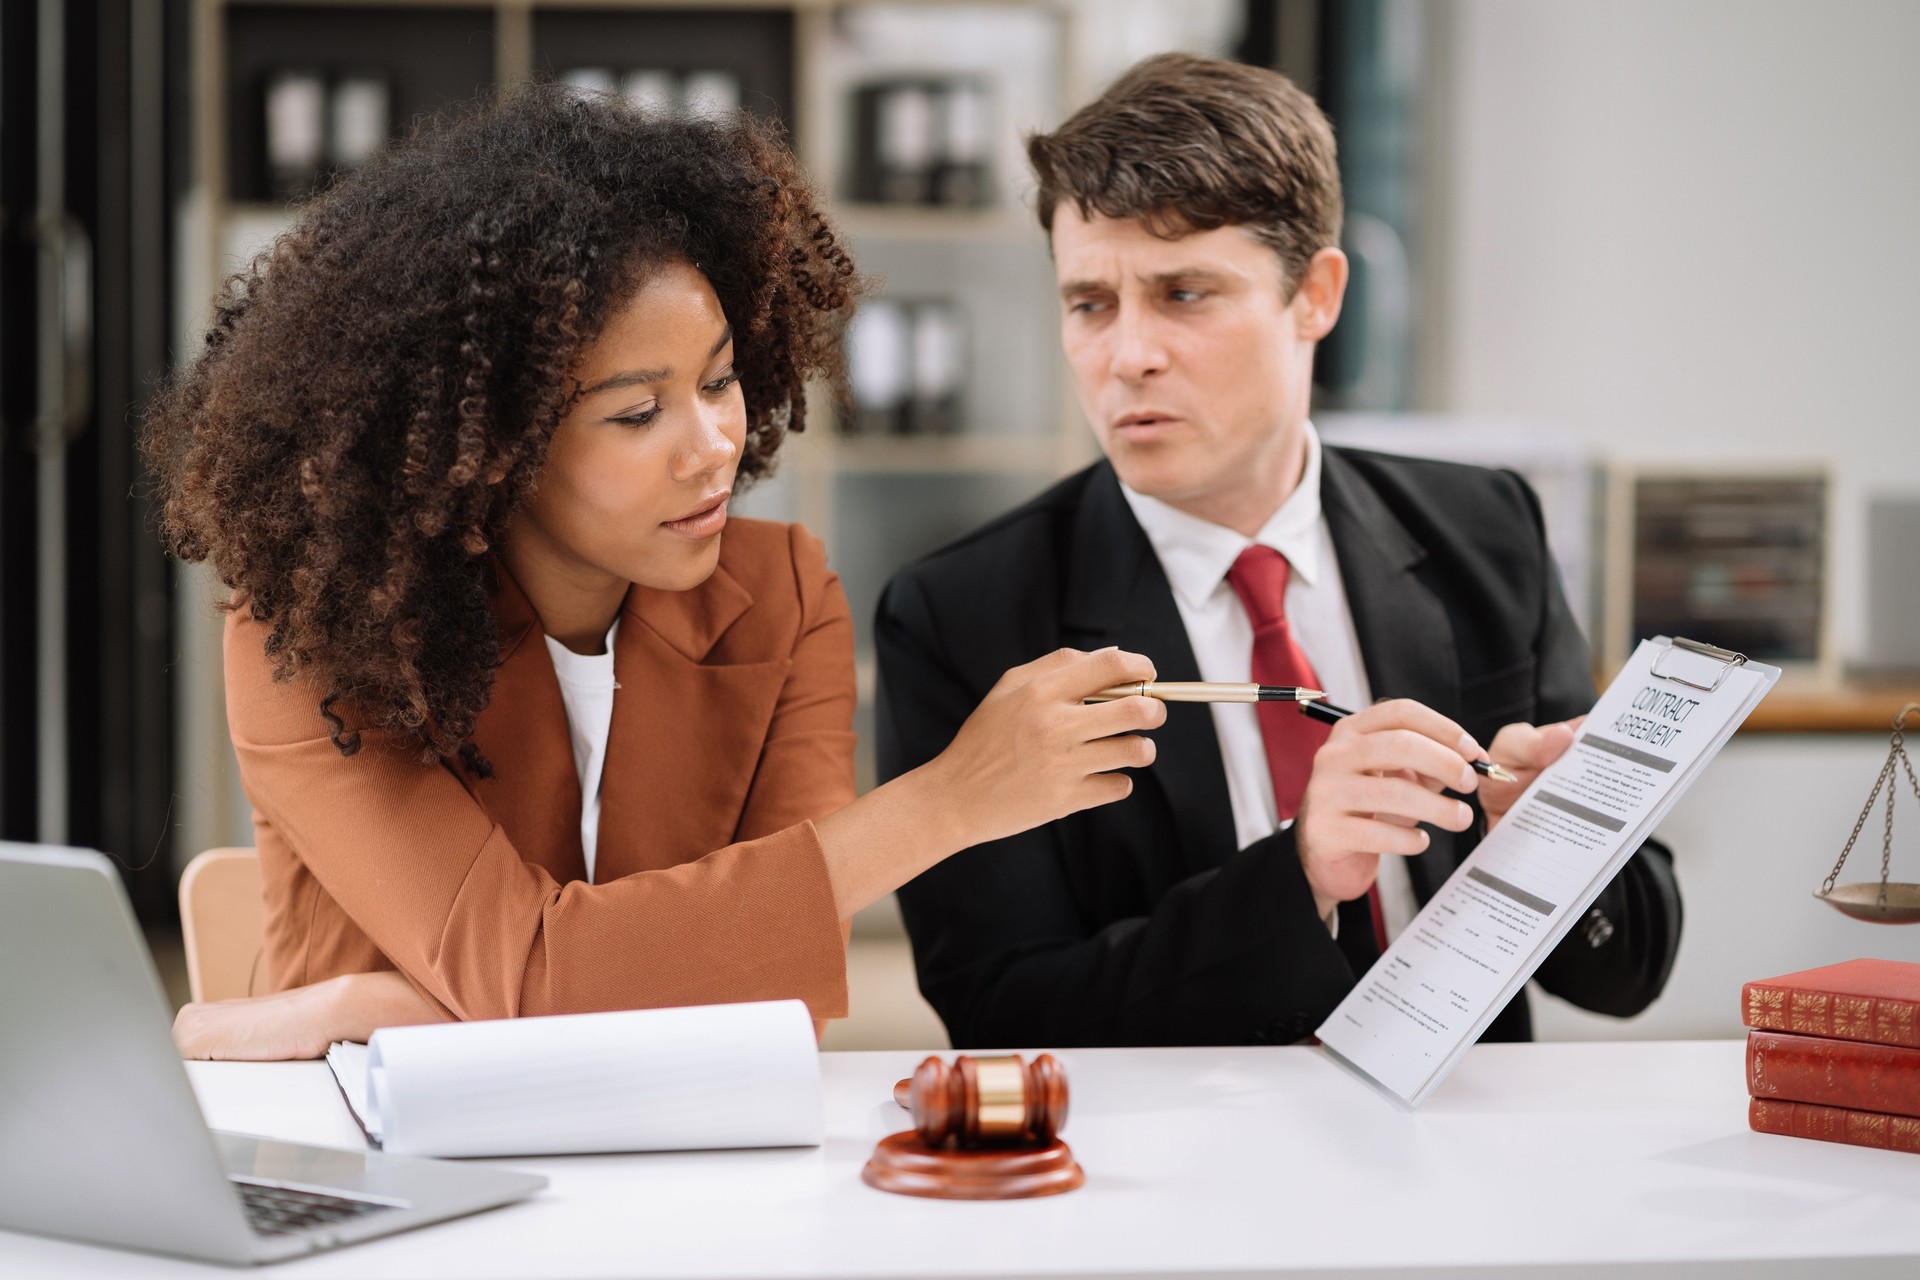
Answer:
[1824, 756, 1895, 896]
[1883, 751, 1896, 907]
[1822, 704, 1920, 899]
[1894, 727, 1920, 894]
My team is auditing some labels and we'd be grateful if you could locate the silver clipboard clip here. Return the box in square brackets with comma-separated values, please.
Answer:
[1650, 636, 1749, 693]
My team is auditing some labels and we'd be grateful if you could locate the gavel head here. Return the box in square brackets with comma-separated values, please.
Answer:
[897, 1053, 1070, 1148]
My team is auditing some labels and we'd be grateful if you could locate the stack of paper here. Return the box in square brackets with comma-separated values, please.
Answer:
[325, 999, 821, 1158]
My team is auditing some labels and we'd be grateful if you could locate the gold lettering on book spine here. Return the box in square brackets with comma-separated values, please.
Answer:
[1878, 1002, 1916, 1046]
[1747, 988, 1786, 1030]
[1846, 1112, 1890, 1148]
[1790, 992, 1830, 1034]
[1833, 996, 1873, 1041]
[1749, 1040, 1776, 1094]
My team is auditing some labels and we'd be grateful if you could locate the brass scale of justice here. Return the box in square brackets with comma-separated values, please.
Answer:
[1817, 701, 1920, 923]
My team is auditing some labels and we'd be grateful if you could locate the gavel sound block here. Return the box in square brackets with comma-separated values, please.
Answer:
[861, 1053, 1085, 1200]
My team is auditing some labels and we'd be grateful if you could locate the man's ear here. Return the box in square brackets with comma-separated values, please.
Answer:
[1290, 247, 1349, 341]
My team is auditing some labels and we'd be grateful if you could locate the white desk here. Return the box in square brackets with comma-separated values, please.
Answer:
[6, 1041, 1920, 1278]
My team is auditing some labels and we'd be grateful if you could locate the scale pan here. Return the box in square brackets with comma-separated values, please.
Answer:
[1818, 883, 1920, 924]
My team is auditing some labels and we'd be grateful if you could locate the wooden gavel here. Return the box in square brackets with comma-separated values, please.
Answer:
[891, 1053, 1070, 1148]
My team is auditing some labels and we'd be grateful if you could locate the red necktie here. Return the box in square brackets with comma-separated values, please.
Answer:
[1226, 545, 1388, 952]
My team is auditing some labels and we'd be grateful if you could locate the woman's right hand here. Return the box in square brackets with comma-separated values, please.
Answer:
[174, 970, 447, 1061]
[816, 646, 1164, 918]
[923, 646, 1166, 849]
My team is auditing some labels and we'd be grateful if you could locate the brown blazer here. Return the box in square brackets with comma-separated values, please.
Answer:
[224, 518, 856, 1025]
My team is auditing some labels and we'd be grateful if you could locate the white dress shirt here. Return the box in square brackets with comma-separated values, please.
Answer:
[1119, 421, 1419, 942]
[544, 619, 620, 883]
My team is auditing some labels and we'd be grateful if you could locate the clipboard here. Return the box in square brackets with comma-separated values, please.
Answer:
[1650, 636, 1749, 692]
[1317, 634, 1780, 1107]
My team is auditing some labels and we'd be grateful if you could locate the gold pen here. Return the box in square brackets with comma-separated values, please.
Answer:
[1086, 681, 1324, 704]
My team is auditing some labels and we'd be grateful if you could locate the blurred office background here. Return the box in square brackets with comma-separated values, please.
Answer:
[4, 0, 1918, 1048]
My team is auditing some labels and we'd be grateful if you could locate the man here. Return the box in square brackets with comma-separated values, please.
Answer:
[874, 53, 1681, 1049]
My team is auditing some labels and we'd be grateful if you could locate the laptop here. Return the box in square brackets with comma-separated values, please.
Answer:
[0, 842, 546, 1265]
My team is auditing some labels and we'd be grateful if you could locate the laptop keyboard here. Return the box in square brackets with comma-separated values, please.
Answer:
[231, 1176, 404, 1237]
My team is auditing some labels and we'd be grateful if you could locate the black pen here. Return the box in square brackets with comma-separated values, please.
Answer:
[1298, 698, 1520, 783]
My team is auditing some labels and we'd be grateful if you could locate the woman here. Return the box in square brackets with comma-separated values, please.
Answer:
[151, 86, 1161, 1058]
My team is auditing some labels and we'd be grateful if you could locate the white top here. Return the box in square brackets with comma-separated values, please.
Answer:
[543, 620, 619, 883]
[1120, 421, 1418, 941]
[73, 1042, 1920, 1278]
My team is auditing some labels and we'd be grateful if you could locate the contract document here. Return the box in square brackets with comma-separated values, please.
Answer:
[1317, 637, 1779, 1106]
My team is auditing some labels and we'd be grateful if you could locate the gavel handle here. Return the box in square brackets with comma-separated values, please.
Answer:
[893, 1078, 912, 1110]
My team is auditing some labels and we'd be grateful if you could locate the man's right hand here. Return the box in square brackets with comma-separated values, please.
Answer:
[1294, 698, 1484, 922]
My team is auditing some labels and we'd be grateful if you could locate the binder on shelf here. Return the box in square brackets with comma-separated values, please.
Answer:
[846, 297, 967, 436]
[682, 70, 742, 119]
[327, 73, 390, 170]
[262, 70, 326, 200]
[850, 77, 995, 209]
[933, 78, 992, 207]
[620, 69, 677, 116]
[908, 300, 965, 434]
[261, 67, 392, 201]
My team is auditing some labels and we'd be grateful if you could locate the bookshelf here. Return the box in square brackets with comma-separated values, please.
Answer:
[175, 0, 1098, 860]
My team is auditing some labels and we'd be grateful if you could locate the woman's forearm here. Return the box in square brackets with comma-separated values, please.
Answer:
[814, 761, 973, 919]
[316, 970, 448, 1042]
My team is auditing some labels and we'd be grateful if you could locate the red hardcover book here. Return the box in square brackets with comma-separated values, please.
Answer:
[1749, 1096, 1920, 1154]
[1747, 1029, 1920, 1115]
[1741, 959, 1920, 1049]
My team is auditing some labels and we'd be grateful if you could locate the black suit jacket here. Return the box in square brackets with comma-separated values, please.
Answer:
[874, 448, 1682, 1049]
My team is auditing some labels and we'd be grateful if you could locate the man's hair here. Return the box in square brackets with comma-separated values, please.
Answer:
[1027, 53, 1342, 293]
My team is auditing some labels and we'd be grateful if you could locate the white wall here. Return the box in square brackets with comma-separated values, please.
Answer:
[1438, 1, 1920, 1038]
[1438, 0, 1920, 659]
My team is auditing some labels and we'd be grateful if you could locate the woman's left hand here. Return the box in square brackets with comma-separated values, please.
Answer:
[1479, 716, 1586, 830]
[173, 970, 447, 1061]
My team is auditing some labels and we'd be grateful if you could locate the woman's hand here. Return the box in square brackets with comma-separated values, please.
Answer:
[1294, 699, 1483, 923]
[173, 970, 447, 1061]
[816, 647, 1163, 917]
[923, 647, 1166, 849]
[1478, 715, 1584, 829]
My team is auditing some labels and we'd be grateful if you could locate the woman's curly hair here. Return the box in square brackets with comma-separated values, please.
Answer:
[143, 85, 861, 769]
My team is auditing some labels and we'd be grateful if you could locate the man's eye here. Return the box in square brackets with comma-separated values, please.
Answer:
[1168, 289, 1207, 303]
[1068, 299, 1108, 315]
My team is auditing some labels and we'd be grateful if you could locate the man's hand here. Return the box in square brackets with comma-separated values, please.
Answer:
[1479, 716, 1585, 829]
[173, 970, 446, 1061]
[1294, 699, 1483, 922]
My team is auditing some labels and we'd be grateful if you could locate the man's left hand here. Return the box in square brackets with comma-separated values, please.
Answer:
[1479, 716, 1586, 829]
